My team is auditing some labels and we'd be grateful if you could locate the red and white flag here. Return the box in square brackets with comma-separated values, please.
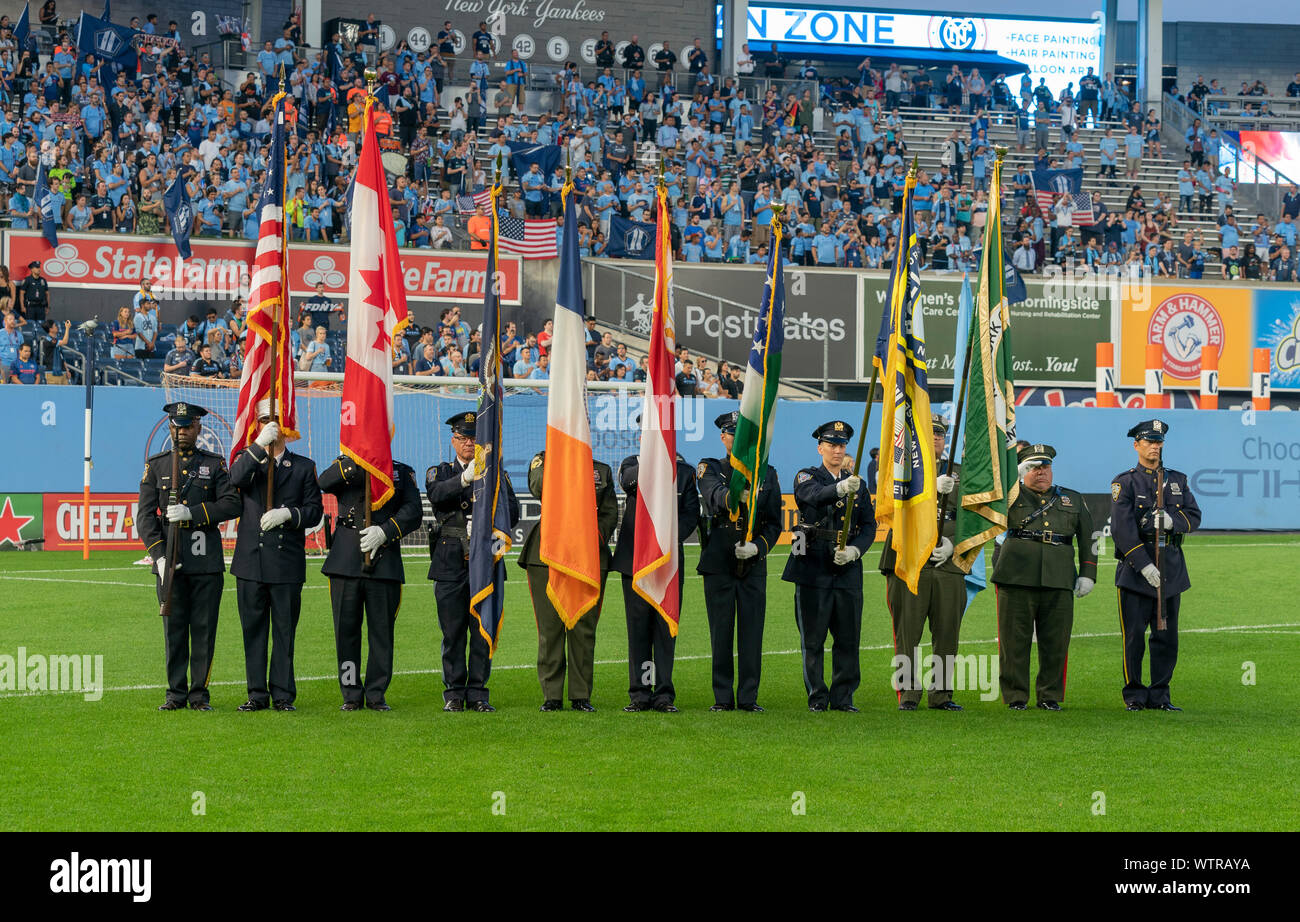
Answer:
[631, 187, 680, 635]
[340, 96, 410, 507]
[232, 92, 296, 462]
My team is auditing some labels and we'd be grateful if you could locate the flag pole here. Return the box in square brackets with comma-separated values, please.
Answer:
[82, 320, 97, 559]
[839, 158, 917, 549]
[266, 65, 290, 512]
[743, 202, 784, 544]
[360, 65, 381, 573]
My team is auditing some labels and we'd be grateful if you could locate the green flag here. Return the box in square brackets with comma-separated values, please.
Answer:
[953, 152, 1019, 572]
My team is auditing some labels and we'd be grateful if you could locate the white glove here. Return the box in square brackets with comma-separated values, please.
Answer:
[460, 463, 476, 486]
[740, 489, 751, 505]
[935, 474, 955, 495]
[929, 536, 954, 564]
[1141, 563, 1161, 588]
[1156, 510, 1174, 530]
[166, 504, 192, 523]
[833, 546, 861, 566]
[254, 421, 280, 447]
[734, 541, 758, 560]
[836, 474, 862, 496]
[359, 525, 386, 555]
[260, 508, 292, 530]
[1074, 576, 1095, 598]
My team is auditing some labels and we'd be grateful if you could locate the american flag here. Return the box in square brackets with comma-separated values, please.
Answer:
[499, 216, 559, 259]
[1031, 169, 1096, 227]
[457, 189, 494, 214]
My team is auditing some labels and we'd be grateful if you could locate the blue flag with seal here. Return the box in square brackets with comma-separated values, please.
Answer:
[507, 141, 562, 181]
[949, 273, 986, 612]
[34, 161, 59, 248]
[74, 12, 139, 70]
[14, 4, 34, 54]
[873, 167, 938, 594]
[468, 184, 515, 655]
[164, 170, 193, 259]
[1003, 255, 1028, 305]
[605, 215, 656, 259]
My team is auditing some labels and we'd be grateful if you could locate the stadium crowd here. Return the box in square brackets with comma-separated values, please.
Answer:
[2, 7, 1298, 387]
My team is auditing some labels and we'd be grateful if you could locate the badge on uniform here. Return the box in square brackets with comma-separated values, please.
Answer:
[1060, 495, 1072, 506]
[199, 465, 211, 477]
[1111, 482, 1121, 501]
[697, 462, 708, 479]
[530, 455, 543, 470]
[797, 471, 811, 484]
[1170, 482, 1181, 495]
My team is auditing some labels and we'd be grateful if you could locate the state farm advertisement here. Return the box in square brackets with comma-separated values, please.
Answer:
[42, 493, 238, 550]
[3, 231, 522, 304]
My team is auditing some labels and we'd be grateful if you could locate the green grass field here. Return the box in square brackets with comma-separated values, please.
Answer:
[1, 535, 1297, 831]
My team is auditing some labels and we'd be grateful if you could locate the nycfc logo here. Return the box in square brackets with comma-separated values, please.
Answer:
[1049, 174, 1073, 195]
[928, 17, 985, 51]
[624, 225, 649, 253]
[1149, 293, 1224, 379]
[173, 204, 192, 232]
[94, 28, 125, 57]
[145, 411, 233, 460]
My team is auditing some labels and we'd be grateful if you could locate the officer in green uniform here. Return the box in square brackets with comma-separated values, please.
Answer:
[1109, 419, 1201, 711]
[782, 420, 875, 712]
[136, 402, 240, 711]
[880, 413, 965, 711]
[990, 443, 1098, 710]
[517, 451, 619, 711]
[697, 411, 783, 712]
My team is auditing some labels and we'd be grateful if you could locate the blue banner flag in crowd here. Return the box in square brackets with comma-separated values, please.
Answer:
[34, 161, 59, 248]
[1003, 257, 1027, 305]
[507, 142, 562, 181]
[74, 12, 139, 70]
[102, 0, 111, 21]
[163, 173, 193, 260]
[469, 185, 514, 655]
[605, 215, 656, 259]
[14, 4, 32, 52]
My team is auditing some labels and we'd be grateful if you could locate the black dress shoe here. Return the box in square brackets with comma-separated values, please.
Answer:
[708, 703, 734, 712]
[625, 702, 652, 712]
[237, 699, 269, 712]
[653, 702, 679, 713]
[738, 704, 765, 712]
[1008, 702, 1028, 710]
[470, 701, 496, 712]
[158, 700, 184, 711]
[540, 699, 563, 712]
[830, 704, 860, 713]
[571, 699, 596, 712]
[1154, 702, 1183, 712]
[444, 699, 465, 712]
[1037, 701, 1062, 711]
[273, 702, 296, 712]
[898, 700, 918, 711]
[365, 700, 391, 711]
[930, 701, 964, 711]
[340, 701, 363, 711]
[189, 702, 213, 711]
[1125, 702, 1145, 711]
[808, 703, 828, 712]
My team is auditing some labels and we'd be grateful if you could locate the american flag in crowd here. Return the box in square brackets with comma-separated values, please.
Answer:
[457, 190, 494, 214]
[498, 216, 559, 259]
[1031, 170, 1096, 227]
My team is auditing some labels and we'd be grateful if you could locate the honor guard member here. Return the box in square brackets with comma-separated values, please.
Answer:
[426, 412, 521, 713]
[1110, 420, 1201, 711]
[137, 402, 240, 710]
[228, 401, 323, 712]
[782, 420, 876, 712]
[696, 411, 782, 712]
[881, 413, 965, 711]
[611, 451, 700, 712]
[518, 450, 619, 712]
[990, 443, 1098, 710]
[318, 454, 423, 711]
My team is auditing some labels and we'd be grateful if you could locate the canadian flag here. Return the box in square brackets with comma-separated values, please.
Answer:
[340, 97, 410, 508]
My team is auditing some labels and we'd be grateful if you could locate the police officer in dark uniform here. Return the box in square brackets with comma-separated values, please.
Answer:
[1110, 419, 1201, 711]
[19, 261, 50, 324]
[611, 451, 700, 712]
[318, 454, 423, 711]
[426, 412, 521, 713]
[137, 402, 240, 710]
[880, 413, 965, 711]
[782, 420, 876, 712]
[697, 411, 782, 712]
[228, 401, 323, 711]
[518, 450, 619, 711]
[991, 443, 1098, 710]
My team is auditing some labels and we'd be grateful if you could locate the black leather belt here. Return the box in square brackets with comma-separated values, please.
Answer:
[1140, 532, 1183, 548]
[1008, 528, 1070, 545]
[800, 526, 843, 542]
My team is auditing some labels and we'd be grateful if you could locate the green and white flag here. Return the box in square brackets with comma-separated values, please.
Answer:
[727, 219, 785, 541]
[954, 154, 1019, 571]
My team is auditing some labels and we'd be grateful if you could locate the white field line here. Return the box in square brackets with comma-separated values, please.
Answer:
[1, 622, 1295, 700]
